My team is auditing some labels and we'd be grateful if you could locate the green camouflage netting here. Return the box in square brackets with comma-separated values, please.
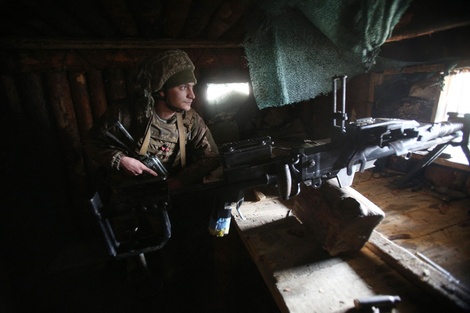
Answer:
[243, 0, 412, 109]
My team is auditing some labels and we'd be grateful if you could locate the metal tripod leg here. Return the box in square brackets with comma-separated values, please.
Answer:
[395, 143, 449, 189]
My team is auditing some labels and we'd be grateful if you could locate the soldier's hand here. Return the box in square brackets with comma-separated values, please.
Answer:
[120, 156, 158, 177]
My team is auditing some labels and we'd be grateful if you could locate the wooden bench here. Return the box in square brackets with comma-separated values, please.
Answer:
[231, 184, 470, 313]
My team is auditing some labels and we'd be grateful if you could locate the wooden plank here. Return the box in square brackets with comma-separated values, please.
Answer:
[68, 71, 95, 178]
[394, 221, 470, 287]
[46, 71, 84, 179]
[102, 69, 127, 103]
[16, 73, 58, 149]
[367, 231, 470, 312]
[46, 72, 90, 234]
[231, 192, 464, 313]
[1, 75, 24, 117]
[68, 72, 94, 137]
[387, 19, 470, 43]
[0, 38, 242, 50]
[352, 171, 470, 236]
[86, 71, 108, 120]
[353, 170, 470, 291]
[0, 47, 245, 75]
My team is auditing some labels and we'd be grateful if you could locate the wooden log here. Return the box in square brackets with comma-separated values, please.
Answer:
[1, 75, 23, 117]
[46, 72, 84, 178]
[68, 72, 94, 137]
[16, 73, 55, 146]
[46, 72, 90, 234]
[0, 38, 242, 50]
[68, 72, 96, 180]
[86, 71, 108, 120]
[0, 49, 103, 73]
[102, 69, 127, 103]
[124, 68, 138, 96]
[0, 47, 244, 75]
[281, 181, 385, 256]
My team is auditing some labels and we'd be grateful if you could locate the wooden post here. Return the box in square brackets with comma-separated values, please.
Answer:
[16, 72, 63, 159]
[68, 71, 96, 180]
[46, 71, 91, 235]
[86, 71, 108, 120]
[68, 72, 94, 137]
[103, 68, 127, 103]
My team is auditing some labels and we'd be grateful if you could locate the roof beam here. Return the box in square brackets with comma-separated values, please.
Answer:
[387, 18, 470, 42]
[0, 38, 242, 50]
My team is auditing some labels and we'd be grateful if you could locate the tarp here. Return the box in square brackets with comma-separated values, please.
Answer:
[243, 0, 412, 109]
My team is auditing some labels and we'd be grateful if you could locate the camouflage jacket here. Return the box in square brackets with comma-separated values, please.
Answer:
[84, 97, 220, 186]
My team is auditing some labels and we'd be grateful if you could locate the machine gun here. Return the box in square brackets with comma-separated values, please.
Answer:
[91, 75, 469, 267]
[206, 75, 469, 235]
[220, 76, 468, 201]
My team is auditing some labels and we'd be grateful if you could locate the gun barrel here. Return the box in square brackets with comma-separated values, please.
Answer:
[432, 121, 464, 138]
[363, 121, 463, 161]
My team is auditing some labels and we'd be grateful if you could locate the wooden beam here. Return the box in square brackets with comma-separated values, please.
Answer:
[86, 71, 108, 120]
[0, 38, 242, 50]
[366, 231, 470, 312]
[387, 19, 470, 43]
[0, 47, 245, 74]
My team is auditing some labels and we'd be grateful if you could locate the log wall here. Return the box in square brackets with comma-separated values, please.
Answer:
[0, 47, 247, 236]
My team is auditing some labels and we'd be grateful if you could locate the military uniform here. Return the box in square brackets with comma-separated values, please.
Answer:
[84, 97, 219, 187]
[84, 49, 222, 259]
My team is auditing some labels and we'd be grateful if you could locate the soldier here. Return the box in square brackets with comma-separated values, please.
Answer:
[84, 49, 220, 193]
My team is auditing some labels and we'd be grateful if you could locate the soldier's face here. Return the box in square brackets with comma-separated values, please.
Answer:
[165, 83, 196, 112]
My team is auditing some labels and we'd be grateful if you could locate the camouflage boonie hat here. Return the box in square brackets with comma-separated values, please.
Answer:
[135, 50, 196, 94]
